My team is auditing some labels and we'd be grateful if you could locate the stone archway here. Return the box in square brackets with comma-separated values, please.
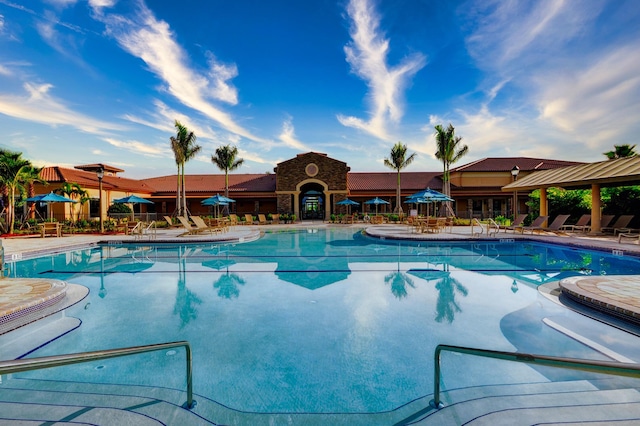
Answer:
[297, 180, 328, 220]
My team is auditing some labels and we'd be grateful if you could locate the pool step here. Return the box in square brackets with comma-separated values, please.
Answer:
[0, 378, 209, 425]
[419, 383, 640, 425]
[2, 377, 639, 425]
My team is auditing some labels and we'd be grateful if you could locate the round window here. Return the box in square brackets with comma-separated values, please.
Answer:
[306, 163, 319, 177]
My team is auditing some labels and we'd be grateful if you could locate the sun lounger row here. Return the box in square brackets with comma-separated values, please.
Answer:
[503, 214, 635, 235]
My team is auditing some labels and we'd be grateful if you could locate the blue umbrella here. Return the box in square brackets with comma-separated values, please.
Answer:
[26, 192, 77, 203]
[26, 191, 77, 220]
[407, 188, 453, 202]
[336, 198, 359, 214]
[113, 195, 154, 220]
[201, 194, 235, 205]
[364, 197, 390, 215]
[113, 195, 154, 204]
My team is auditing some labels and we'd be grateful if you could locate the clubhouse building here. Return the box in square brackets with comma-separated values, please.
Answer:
[33, 152, 580, 222]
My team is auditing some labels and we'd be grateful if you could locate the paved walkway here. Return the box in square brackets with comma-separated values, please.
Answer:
[2, 222, 640, 330]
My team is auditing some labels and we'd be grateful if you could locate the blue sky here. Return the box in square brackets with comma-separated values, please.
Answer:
[1, 0, 639, 179]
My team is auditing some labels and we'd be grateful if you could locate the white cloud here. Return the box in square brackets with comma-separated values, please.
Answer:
[337, 0, 426, 140]
[278, 116, 310, 151]
[103, 136, 169, 157]
[0, 82, 125, 134]
[96, 2, 266, 143]
[537, 44, 640, 149]
[89, 0, 116, 9]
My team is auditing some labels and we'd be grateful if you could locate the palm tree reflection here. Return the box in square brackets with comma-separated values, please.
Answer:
[385, 244, 415, 299]
[213, 272, 246, 299]
[434, 272, 468, 323]
[173, 247, 202, 328]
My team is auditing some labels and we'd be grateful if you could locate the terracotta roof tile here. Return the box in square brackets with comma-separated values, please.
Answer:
[40, 167, 155, 193]
[140, 174, 277, 194]
[348, 172, 443, 192]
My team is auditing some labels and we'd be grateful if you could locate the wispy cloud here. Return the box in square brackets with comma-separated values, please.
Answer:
[0, 82, 125, 133]
[93, 1, 266, 143]
[337, 0, 426, 140]
[278, 116, 310, 151]
[103, 136, 170, 157]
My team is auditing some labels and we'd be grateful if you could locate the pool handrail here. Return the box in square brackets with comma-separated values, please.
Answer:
[0, 340, 195, 409]
[430, 343, 640, 409]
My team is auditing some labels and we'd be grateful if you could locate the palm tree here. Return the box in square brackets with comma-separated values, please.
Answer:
[56, 182, 87, 222]
[170, 120, 201, 217]
[0, 149, 45, 234]
[434, 124, 468, 215]
[211, 145, 244, 214]
[603, 144, 637, 160]
[383, 142, 416, 214]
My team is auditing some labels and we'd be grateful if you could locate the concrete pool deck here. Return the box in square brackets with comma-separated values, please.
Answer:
[2, 221, 640, 330]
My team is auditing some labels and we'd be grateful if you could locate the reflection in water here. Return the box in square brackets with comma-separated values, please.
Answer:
[213, 272, 246, 299]
[384, 270, 415, 299]
[173, 247, 202, 328]
[434, 270, 468, 324]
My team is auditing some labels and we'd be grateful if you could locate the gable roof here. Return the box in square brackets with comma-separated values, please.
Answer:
[452, 157, 582, 172]
[40, 166, 155, 193]
[503, 156, 640, 191]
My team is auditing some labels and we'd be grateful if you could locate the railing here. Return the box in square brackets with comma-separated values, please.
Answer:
[430, 344, 640, 409]
[0, 341, 195, 409]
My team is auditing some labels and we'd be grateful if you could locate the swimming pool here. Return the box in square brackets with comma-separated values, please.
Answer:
[8, 228, 640, 414]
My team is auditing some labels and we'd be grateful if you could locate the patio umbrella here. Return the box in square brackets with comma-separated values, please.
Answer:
[26, 191, 77, 220]
[336, 198, 359, 214]
[113, 195, 154, 220]
[407, 188, 453, 216]
[364, 197, 390, 215]
[202, 194, 235, 216]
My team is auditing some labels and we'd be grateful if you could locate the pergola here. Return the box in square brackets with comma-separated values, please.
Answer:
[502, 156, 640, 233]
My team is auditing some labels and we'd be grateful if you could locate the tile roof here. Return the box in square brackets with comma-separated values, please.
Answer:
[452, 157, 582, 172]
[348, 172, 443, 192]
[74, 163, 125, 174]
[141, 174, 277, 194]
[40, 167, 155, 193]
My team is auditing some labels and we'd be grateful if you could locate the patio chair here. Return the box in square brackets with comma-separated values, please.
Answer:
[177, 216, 211, 236]
[560, 214, 591, 233]
[503, 214, 527, 233]
[257, 214, 269, 225]
[271, 213, 280, 224]
[618, 231, 640, 244]
[519, 215, 550, 234]
[163, 215, 181, 228]
[228, 214, 239, 226]
[244, 214, 255, 225]
[191, 216, 223, 234]
[526, 214, 570, 234]
[600, 214, 615, 229]
[602, 215, 634, 234]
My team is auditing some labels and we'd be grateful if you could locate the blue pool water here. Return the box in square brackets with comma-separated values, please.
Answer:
[8, 228, 640, 414]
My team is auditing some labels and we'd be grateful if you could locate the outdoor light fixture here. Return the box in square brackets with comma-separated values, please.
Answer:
[96, 168, 104, 234]
[511, 165, 520, 217]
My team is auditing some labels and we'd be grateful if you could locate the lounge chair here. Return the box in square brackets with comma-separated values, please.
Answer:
[163, 215, 181, 228]
[271, 213, 280, 224]
[192, 216, 223, 233]
[520, 215, 549, 234]
[177, 216, 211, 236]
[244, 214, 255, 225]
[526, 214, 570, 234]
[618, 231, 640, 244]
[257, 214, 268, 225]
[228, 214, 239, 226]
[503, 214, 527, 233]
[599, 215, 615, 230]
[560, 214, 591, 233]
[602, 215, 634, 234]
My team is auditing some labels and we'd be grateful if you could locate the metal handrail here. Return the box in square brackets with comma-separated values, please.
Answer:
[0, 340, 195, 409]
[430, 344, 640, 409]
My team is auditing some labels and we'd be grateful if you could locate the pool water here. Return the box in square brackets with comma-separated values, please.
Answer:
[9, 228, 640, 414]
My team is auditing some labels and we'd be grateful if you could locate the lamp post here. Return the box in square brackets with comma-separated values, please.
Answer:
[96, 168, 104, 234]
[511, 165, 520, 218]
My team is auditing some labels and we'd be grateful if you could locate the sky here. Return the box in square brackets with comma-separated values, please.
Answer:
[1, 0, 639, 180]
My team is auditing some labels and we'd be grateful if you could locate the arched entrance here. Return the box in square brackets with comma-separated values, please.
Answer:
[300, 183, 325, 220]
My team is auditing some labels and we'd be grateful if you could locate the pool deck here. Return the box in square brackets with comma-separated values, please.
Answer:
[2, 221, 640, 330]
